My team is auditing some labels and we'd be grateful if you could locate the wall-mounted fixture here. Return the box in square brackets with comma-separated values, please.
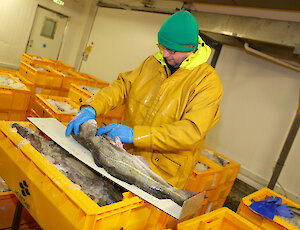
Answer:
[53, 0, 64, 6]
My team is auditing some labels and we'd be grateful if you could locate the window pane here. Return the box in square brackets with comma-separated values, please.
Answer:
[41, 18, 56, 39]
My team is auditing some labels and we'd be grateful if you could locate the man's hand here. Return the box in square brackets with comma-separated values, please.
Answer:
[65, 106, 96, 136]
[97, 123, 133, 143]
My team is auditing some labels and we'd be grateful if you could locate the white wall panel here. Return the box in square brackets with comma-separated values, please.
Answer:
[80, 7, 169, 83]
[205, 45, 300, 199]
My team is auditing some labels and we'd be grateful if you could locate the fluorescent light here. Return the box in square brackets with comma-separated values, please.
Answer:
[53, 0, 64, 6]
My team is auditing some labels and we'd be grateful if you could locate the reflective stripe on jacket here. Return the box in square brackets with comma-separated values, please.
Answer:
[86, 39, 223, 189]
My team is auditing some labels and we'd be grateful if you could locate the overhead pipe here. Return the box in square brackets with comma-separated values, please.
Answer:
[244, 43, 300, 72]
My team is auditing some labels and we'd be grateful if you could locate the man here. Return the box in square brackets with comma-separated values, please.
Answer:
[66, 10, 223, 189]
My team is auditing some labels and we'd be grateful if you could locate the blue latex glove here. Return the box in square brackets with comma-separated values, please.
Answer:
[250, 198, 277, 220]
[97, 123, 134, 143]
[65, 106, 96, 136]
[250, 196, 295, 220]
[276, 203, 295, 218]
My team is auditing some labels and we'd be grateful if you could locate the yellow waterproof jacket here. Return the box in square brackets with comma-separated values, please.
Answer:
[86, 40, 223, 189]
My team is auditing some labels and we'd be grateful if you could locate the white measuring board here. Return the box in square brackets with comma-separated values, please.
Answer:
[28, 117, 189, 219]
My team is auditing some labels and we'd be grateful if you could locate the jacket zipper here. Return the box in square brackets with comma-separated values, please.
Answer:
[164, 65, 169, 78]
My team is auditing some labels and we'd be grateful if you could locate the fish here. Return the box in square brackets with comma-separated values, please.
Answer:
[11, 123, 124, 206]
[201, 148, 230, 167]
[72, 119, 196, 206]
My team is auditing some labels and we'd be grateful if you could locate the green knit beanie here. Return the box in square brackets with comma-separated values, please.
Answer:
[158, 11, 199, 52]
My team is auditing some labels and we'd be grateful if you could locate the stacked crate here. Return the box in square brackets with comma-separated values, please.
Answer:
[45, 57, 75, 72]
[68, 83, 125, 125]
[237, 187, 300, 230]
[176, 207, 261, 230]
[17, 53, 121, 124]
[54, 68, 109, 97]
[185, 146, 241, 215]
[0, 72, 31, 121]
[19, 61, 64, 96]
[31, 94, 80, 123]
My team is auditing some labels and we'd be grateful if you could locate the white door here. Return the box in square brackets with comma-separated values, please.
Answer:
[26, 6, 68, 59]
[80, 7, 169, 83]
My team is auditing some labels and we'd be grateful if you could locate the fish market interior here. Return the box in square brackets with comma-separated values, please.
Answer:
[0, 0, 299, 229]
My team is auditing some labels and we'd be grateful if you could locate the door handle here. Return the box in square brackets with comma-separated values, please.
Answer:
[82, 52, 89, 61]
[82, 44, 93, 61]
[28, 40, 33, 48]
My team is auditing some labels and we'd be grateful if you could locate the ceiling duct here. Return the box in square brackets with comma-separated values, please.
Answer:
[97, 1, 300, 70]
[192, 11, 300, 67]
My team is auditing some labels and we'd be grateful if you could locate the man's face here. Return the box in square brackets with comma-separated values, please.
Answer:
[158, 45, 193, 68]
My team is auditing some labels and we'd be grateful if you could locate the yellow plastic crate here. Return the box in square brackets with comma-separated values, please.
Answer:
[68, 83, 107, 105]
[14, 72, 35, 93]
[27, 108, 40, 118]
[205, 181, 234, 202]
[195, 198, 227, 216]
[202, 146, 241, 185]
[237, 187, 300, 230]
[45, 58, 75, 71]
[56, 69, 108, 91]
[210, 198, 227, 212]
[21, 53, 55, 67]
[192, 197, 210, 216]
[32, 94, 79, 123]
[0, 110, 27, 121]
[73, 71, 109, 84]
[68, 83, 92, 104]
[57, 69, 88, 90]
[19, 61, 64, 88]
[0, 191, 41, 229]
[0, 121, 171, 230]
[38, 86, 68, 97]
[14, 72, 37, 110]
[0, 68, 17, 74]
[0, 72, 31, 111]
[176, 207, 261, 230]
[15, 71, 66, 97]
[68, 83, 124, 124]
[55, 60, 75, 71]
[185, 154, 224, 193]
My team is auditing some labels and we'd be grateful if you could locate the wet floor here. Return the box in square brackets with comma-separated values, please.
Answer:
[223, 178, 257, 211]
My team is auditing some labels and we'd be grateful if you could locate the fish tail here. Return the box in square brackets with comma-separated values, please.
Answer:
[171, 189, 198, 206]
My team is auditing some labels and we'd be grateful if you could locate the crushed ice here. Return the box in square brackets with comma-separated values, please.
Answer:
[46, 99, 78, 113]
[0, 74, 25, 89]
[202, 148, 230, 167]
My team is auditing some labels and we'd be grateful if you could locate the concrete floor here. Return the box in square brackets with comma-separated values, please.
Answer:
[223, 178, 258, 211]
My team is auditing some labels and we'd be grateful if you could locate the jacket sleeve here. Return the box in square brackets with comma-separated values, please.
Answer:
[85, 59, 147, 116]
[133, 70, 223, 152]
